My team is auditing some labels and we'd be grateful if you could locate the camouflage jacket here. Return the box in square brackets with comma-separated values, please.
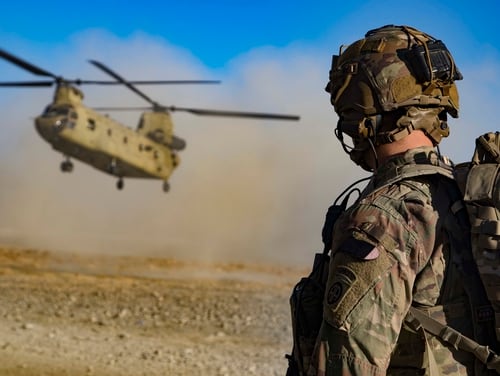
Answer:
[315, 146, 496, 376]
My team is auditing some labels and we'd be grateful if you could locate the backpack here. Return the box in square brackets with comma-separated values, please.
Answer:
[284, 132, 500, 375]
[454, 132, 500, 341]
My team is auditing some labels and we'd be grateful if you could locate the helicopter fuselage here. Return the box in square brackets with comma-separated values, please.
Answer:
[34, 85, 179, 181]
[0, 48, 299, 192]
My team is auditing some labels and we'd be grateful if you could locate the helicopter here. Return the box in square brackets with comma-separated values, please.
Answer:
[0, 48, 300, 192]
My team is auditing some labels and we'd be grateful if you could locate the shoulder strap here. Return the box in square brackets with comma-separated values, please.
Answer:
[408, 306, 500, 373]
[372, 149, 455, 190]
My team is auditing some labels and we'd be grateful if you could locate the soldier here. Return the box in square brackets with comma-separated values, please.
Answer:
[314, 25, 499, 375]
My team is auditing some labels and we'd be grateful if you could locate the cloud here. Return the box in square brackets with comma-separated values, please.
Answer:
[0, 29, 498, 267]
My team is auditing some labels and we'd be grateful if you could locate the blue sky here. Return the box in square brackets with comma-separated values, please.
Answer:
[0, 1, 499, 265]
[2, 1, 499, 67]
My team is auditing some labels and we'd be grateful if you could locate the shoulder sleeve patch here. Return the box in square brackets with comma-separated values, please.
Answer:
[323, 247, 398, 330]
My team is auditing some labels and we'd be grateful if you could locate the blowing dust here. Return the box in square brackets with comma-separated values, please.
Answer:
[0, 31, 495, 268]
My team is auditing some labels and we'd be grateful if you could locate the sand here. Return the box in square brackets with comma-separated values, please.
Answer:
[0, 247, 305, 376]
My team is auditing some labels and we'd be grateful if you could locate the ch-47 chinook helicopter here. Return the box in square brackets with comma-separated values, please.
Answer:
[0, 49, 300, 192]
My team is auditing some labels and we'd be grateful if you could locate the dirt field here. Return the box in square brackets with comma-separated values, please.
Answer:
[0, 247, 305, 376]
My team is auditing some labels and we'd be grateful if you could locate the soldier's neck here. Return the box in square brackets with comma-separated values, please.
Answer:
[366, 130, 434, 170]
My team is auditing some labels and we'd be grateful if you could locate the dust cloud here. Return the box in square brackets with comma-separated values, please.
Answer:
[0, 30, 497, 267]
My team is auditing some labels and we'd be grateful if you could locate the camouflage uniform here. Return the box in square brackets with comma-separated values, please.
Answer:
[315, 146, 497, 376]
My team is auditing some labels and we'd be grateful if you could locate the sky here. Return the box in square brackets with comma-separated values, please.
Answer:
[0, 0, 499, 267]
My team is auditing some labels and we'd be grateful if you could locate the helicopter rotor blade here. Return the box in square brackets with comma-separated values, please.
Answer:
[122, 80, 221, 85]
[92, 106, 151, 111]
[86, 59, 299, 121]
[89, 60, 157, 107]
[0, 48, 59, 79]
[0, 79, 221, 87]
[75, 80, 221, 85]
[169, 106, 300, 121]
[0, 80, 55, 87]
[0, 49, 222, 88]
[92, 105, 300, 120]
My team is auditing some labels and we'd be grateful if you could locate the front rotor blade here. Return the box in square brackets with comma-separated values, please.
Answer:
[84, 80, 220, 85]
[124, 80, 221, 85]
[0, 80, 54, 87]
[170, 106, 300, 121]
[89, 60, 157, 106]
[0, 49, 58, 78]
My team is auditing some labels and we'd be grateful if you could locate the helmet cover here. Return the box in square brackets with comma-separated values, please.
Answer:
[326, 25, 462, 168]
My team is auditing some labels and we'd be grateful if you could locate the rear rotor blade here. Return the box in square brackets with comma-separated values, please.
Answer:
[92, 106, 151, 111]
[0, 49, 58, 79]
[89, 60, 157, 106]
[170, 106, 300, 121]
[92, 105, 300, 120]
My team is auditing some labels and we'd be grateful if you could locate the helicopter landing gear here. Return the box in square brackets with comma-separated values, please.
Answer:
[116, 178, 124, 190]
[60, 159, 73, 173]
[108, 158, 118, 175]
[162, 181, 170, 193]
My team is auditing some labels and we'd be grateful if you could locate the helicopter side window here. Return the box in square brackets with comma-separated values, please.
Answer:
[65, 110, 78, 129]
[87, 119, 96, 130]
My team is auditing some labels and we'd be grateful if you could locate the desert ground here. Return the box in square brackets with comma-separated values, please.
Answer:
[0, 246, 305, 376]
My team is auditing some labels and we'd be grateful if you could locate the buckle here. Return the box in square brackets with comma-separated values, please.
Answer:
[343, 63, 358, 74]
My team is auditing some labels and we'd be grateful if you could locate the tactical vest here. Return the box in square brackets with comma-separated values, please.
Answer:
[364, 139, 500, 374]
[418, 132, 500, 373]
[356, 147, 498, 375]
[285, 134, 500, 375]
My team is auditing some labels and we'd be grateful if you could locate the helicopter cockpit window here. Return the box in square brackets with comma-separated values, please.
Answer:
[42, 105, 72, 118]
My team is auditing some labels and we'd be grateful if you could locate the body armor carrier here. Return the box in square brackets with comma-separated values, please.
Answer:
[285, 134, 500, 375]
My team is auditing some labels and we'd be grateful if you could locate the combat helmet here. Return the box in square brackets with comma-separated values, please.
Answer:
[325, 25, 462, 170]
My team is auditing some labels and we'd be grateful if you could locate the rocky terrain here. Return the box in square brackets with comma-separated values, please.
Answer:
[0, 247, 305, 376]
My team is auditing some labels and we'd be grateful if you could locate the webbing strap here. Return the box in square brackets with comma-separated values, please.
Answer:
[408, 306, 500, 373]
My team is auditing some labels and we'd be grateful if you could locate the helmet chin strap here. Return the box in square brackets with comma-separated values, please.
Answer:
[336, 106, 448, 171]
[367, 138, 379, 171]
[335, 115, 381, 172]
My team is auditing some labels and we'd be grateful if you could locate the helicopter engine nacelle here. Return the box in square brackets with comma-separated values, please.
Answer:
[137, 111, 176, 145]
[53, 84, 84, 105]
